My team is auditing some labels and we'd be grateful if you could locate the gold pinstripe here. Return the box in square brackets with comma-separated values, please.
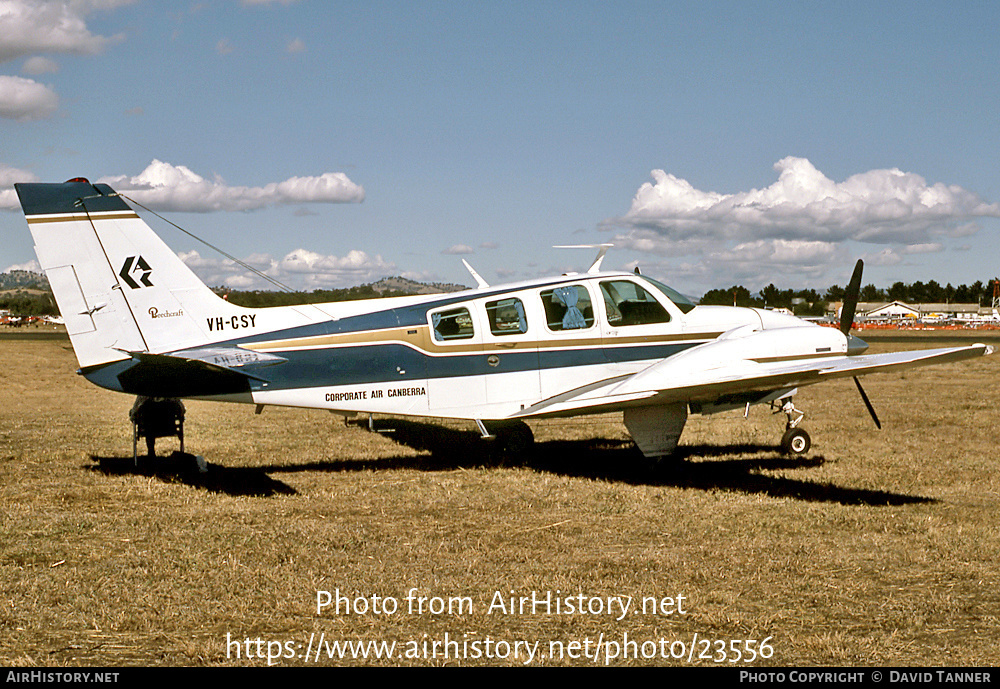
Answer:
[25, 212, 140, 224]
[242, 325, 725, 355]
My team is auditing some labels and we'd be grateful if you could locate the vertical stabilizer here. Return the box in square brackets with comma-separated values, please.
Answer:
[15, 179, 283, 369]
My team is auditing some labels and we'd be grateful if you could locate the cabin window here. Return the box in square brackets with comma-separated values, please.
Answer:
[540, 285, 594, 331]
[486, 297, 527, 336]
[600, 280, 671, 326]
[431, 307, 475, 341]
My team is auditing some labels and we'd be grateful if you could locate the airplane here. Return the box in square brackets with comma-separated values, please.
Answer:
[13, 178, 995, 460]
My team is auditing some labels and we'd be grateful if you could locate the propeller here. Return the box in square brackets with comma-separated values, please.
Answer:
[839, 260, 863, 335]
[853, 376, 881, 430]
[841, 259, 881, 429]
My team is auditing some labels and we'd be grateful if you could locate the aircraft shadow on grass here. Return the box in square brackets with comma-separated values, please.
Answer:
[265, 418, 936, 507]
[88, 453, 298, 498]
[86, 419, 934, 505]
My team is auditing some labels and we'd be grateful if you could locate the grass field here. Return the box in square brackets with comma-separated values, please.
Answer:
[1, 331, 998, 666]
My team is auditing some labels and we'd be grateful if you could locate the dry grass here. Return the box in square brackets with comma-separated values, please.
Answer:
[1, 332, 999, 666]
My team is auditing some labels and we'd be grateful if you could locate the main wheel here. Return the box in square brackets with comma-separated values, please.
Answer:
[487, 420, 535, 460]
[780, 428, 811, 455]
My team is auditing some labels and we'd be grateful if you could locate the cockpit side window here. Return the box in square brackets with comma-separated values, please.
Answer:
[486, 297, 527, 336]
[642, 276, 697, 314]
[600, 280, 670, 326]
[431, 306, 475, 341]
[540, 285, 594, 331]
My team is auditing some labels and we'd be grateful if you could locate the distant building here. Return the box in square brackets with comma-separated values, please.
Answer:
[855, 301, 982, 323]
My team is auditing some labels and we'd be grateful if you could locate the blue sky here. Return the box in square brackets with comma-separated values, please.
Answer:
[2, 0, 999, 297]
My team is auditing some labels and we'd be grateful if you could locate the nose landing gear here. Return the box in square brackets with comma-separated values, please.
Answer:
[774, 398, 811, 455]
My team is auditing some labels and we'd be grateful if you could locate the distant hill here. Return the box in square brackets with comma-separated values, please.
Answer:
[0, 270, 48, 291]
[214, 276, 469, 308]
[369, 276, 468, 295]
[0, 269, 468, 315]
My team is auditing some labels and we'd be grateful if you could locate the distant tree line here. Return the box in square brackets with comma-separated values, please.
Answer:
[0, 290, 58, 317]
[699, 279, 998, 315]
[2, 269, 997, 318]
[0, 271, 55, 316]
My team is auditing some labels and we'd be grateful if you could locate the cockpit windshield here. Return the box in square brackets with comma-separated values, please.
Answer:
[642, 277, 697, 314]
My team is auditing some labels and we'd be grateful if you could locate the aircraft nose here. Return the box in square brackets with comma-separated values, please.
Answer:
[847, 334, 869, 355]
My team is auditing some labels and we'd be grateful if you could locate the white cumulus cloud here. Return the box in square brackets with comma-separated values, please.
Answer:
[610, 158, 1000, 290]
[3, 258, 40, 273]
[618, 157, 1000, 246]
[0, 161, 37, 186]
[0, 161, 38, 208]
[707, 239, 849, 284]
[179, 248, 394, 290]
[21, 56, 58, 74]
[901, 243, 944, 255]
[98, 160, 365, 212]
[0, 0, 128, 63]
[442, 244, 474, 255]
[0, 75, 58, 120]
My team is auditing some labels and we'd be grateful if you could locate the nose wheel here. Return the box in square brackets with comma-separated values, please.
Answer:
[780, 427, 811, 455]
[774, 398, 811, 455]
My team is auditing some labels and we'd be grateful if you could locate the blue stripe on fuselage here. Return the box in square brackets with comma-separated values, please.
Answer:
[228, 341, 699, 390]
[83, 340, 703, 395]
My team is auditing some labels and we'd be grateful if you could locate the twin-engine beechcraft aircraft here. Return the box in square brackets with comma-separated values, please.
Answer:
[14, 178, 995, 459]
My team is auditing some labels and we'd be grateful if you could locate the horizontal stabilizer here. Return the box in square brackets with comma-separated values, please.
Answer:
[166, 347, 287, 373]
[85, 346, 287, 398]
[123, 346, 287, 384]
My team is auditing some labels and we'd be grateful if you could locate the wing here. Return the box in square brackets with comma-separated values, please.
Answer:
[515, 342, 993, 418]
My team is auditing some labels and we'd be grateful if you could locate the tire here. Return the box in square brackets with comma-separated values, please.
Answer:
[781, 428, 811, 455]
[489, 420, 535, 459]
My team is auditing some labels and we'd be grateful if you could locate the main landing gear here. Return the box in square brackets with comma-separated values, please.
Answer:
[477, 419, 535, 458]
[774, 397, 811, 455]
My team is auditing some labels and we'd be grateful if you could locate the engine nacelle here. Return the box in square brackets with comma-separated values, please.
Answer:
[615, 325, 849, 397]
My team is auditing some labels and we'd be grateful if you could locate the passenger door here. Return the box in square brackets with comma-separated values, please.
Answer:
[424, 303, 486, 416]
[480, 294, 540, 413]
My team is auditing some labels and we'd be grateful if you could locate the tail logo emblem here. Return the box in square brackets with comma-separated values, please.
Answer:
[119, 256, 153, 289]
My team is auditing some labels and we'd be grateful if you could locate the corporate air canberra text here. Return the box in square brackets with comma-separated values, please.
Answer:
[317, 588, 687, 620]
[325, 387, 426, 403]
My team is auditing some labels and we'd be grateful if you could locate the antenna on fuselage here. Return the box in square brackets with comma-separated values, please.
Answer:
[462, 259, 490, 288]
[553, 244, 614, 274]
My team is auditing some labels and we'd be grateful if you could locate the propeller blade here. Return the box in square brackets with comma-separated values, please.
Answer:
[840, 259, 864, 335]
[853, 376, 881, 429]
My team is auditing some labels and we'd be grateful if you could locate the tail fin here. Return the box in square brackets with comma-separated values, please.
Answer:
[15, 179, 270, 369]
